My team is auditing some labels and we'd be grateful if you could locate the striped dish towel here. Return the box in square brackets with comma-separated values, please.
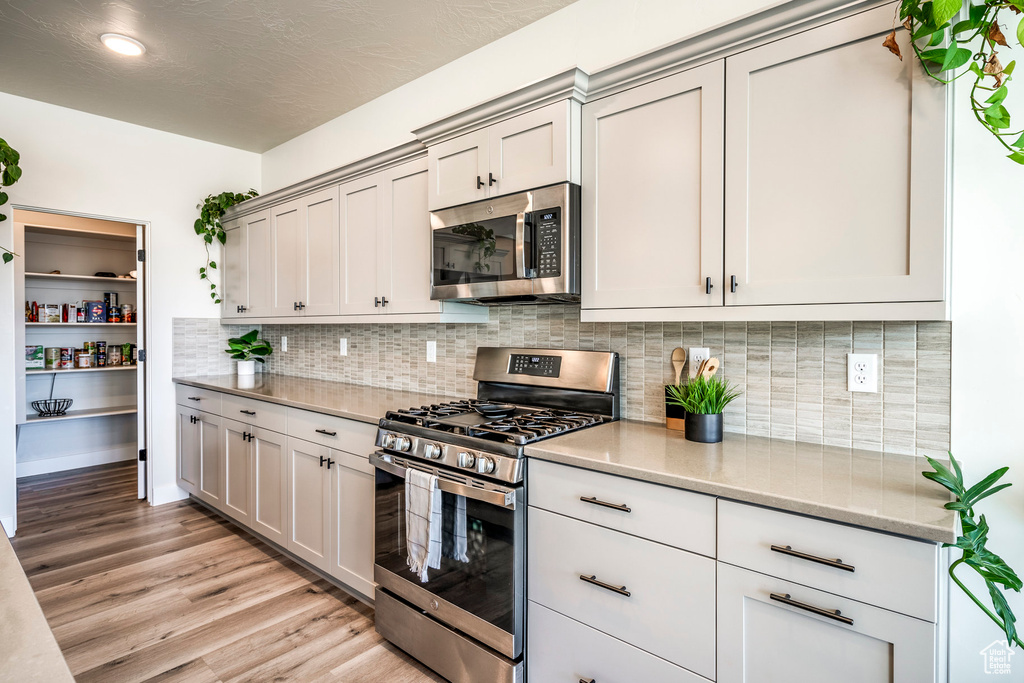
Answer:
[442, 494, 469, 563]
[406, 468, 442, 582]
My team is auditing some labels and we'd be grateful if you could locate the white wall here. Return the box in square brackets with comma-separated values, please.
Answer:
[0, 91, 260, 530]
[261, 0, 777, 191]
[949, 43, 1024, 681]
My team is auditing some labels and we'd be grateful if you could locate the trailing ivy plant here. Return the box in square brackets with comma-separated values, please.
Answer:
[0, 137, 23, 264]
[924, 453, 1023, 647]
[194, 189, 258, 303]
[885, 0, 1024, 163]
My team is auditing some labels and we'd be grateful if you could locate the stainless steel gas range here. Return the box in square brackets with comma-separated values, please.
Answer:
[371, 347, 620, 683]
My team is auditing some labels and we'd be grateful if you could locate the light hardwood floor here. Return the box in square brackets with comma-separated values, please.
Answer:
[11, 462, 445, 683]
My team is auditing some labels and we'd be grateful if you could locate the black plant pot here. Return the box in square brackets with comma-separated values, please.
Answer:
[665, 386, 686, 431]
[684, 412, 724, 443]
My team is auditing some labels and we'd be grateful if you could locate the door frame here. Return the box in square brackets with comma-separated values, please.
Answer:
[12, 203, 153, 503]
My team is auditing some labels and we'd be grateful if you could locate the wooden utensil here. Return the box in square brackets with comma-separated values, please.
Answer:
[671, 348, 686, 385]
[700, 357, 720, 378]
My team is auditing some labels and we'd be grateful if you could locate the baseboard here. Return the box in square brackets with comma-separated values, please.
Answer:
[1, 516, 14, 538]
[16, 446, 135, 478]
[152, 484, 190, 506]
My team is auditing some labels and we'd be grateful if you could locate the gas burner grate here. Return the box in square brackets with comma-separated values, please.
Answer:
[467, 409, 605, 445]
[387, 399, 485, 425]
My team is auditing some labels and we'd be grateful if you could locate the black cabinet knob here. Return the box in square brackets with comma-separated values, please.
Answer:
[476, 175, 485, 189]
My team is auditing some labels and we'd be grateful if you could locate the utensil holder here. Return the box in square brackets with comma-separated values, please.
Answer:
[665, 386, 686, 431]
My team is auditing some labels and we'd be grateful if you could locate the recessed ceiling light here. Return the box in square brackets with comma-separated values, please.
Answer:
[100, 33, 146, 57]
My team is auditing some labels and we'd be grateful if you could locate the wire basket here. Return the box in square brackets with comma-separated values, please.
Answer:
[32, 398, 73, 417]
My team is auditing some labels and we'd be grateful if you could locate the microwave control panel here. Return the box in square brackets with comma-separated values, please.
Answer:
[534, 209, 561, 278]
[509, 354, 562, 378]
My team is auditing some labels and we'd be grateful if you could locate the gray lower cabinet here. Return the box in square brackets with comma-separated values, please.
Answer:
[717, 563, 937, 683]
[175, 387, 376, 600]
[286, 436, 332, 571]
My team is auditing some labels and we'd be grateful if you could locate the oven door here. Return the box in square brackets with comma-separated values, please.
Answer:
[371, 452, 524, 659]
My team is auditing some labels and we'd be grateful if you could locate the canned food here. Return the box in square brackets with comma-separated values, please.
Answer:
[108, 346, 121, 366]
[122, 342, 133, 365]
[109, 306, 122, 323]
[44, 348, 61, 369]
[104, 292, 119, 308]
[97, 352, 106, 367]
[84, 341, 96, 353]
[75, 350, 92, 368]
[122, 304, 135, 323]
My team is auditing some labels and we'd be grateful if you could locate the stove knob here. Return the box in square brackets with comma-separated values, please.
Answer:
[457, 451, 476, 469]
[423, 443, 442, 459]
[475, 456, 496, 475]
[382, 433, 397, 449]
[394, 436, 412, 452]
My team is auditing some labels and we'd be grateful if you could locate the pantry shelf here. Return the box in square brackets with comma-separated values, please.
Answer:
[26, 366, 137, 376]
[25, 272, 137, 285]
[25, 323, 137, 328]
[20, 405, 138, 425]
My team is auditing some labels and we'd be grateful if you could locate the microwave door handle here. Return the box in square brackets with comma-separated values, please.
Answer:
[515, 212, 528, 279]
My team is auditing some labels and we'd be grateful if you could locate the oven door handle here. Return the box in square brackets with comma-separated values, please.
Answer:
[370, 453, 517, 510]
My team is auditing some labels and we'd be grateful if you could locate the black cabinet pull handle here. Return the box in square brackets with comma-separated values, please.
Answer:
[580, 496, 631, 513]
[298, 302, 305, 310]
[315, 429, 337, 437]
[705, 276, 713, 294]
[381, 297, 388, 307]
[327, 458, 335, 469]
[488, 172, 497, 186]
[319, 455, 326, 467]
[770, 545, 855, 572]
[242, 431, 249, 441]
[476, 175, 485, 189]
[580, 574, 630, 597]
[293, 301, 299, 311]
[374, 297, 381, 307]
[770, 592, 853, 625]
[580, 679, 595, 683]
[240, 409, 256, 416]
[187, 396, 201, 401]
[730, 275, 738, 293]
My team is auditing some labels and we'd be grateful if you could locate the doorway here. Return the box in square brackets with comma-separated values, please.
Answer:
[12, 207, 151, 506]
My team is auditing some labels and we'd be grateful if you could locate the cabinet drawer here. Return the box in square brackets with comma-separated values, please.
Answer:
[528, 508, 716, 679]
[175, 385, 222, 413]
[221, 394, 288, 434]
[528, 460, 716, 557]
[718, 500, 939, 622]
[287, 408, 376, 455]
[528, 601, 709, 683]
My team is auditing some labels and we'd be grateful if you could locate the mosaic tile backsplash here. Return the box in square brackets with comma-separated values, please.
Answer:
[173, 309, 951, 457]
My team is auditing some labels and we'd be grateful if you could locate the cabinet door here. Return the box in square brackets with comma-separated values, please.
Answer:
[220, 217, 247, 319]
[197, 413, 223, 508]
[717, 563, 936, 683]
[300, 186, 342, 316]
[286, 437, 331, 570]
[427, 128, 489, 210]
[380, 158, 440, 315]
[245, 210, 273, 317]
[581, 61, 725, 311]
[724, 6, 945, 306]
[176, 406, 199, 495]
[251, 427, 288, 546]
[339, 175, 383, 315]
[270, 200, 304, 316]
[487, 100, 572, 198]
[222, 418, 251, 526]
[330, 452, 375, 597]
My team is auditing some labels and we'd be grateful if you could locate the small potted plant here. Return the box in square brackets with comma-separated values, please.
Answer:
[665, 375, 740, 443]
[224, 330, 272, 377]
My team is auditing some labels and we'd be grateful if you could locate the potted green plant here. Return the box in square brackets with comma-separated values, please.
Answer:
[666, 375, 741, 443]
[224, 330, 272, 377]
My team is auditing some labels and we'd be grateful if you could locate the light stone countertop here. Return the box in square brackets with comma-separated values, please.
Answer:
[0, 530, 74, 682]
[524, 420, 957, 544]
[173, 373, 462, 424]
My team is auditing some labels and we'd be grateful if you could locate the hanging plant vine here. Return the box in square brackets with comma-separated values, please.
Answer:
[0, 137, 24, 264]
[885, 0, 1024, 163]
[194, 189, 258, 303]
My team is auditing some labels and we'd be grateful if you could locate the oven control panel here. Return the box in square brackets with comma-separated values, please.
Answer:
[533, 208, 561, 278]
[509, 354, 561, 378]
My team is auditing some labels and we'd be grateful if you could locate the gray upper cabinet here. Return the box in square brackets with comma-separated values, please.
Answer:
[379, 158, 438, 315]
[221, 209, 271, 319]
[271, 187, 342, 317]
[581, 61, 725, 313]
[723, 6, 946, 308]
[426, 100, 578, 211]
[339, 173, 384, 316]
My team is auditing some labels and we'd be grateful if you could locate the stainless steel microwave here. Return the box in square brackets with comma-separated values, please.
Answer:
[430, 183, 580, 305]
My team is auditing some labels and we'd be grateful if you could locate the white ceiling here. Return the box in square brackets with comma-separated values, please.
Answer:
[0, 0, 577, 152]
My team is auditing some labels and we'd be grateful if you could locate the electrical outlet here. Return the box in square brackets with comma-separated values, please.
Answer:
[847, 353, 879, 393]
[339, 338, 347, 356]
[426, 341, 437, 363]
[689, 347, 711, 378]
[281, 336, 288, 353]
